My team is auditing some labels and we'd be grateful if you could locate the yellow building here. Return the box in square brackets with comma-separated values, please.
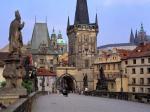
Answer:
[93, 49, 129, 92]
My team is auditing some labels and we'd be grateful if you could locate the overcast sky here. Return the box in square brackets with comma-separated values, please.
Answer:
[0, 0, 150, 48]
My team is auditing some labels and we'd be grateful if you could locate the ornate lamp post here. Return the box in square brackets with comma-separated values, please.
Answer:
[120, 69, 123, 93]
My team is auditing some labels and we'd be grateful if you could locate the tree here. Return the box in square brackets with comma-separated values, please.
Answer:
[22, 80, 33, 94]
[0, 81, 6, 88]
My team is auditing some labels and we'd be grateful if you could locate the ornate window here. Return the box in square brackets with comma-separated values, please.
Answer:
[85, 60, 89, 68]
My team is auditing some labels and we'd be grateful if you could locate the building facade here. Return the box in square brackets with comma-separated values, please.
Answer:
[27, 23, 68, 72]
[122, 43, 150, 93]
[130, 24, 150, 45]
[93, 49, 129, 92]
[37, 68, 56, 92]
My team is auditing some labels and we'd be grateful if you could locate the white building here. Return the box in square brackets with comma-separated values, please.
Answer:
[37, 68, 56, 92]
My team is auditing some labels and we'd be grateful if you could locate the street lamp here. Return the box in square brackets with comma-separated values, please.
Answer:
[42, 75, 45, 91]
[120, 69, 123, 93]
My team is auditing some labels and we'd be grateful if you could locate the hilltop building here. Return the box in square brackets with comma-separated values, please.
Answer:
[130, 24, 150, 45]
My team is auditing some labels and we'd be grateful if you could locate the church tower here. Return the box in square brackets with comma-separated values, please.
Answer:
[67, 0, 99, 68]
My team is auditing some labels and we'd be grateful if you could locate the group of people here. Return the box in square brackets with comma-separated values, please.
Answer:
[0, 103, 7, 110]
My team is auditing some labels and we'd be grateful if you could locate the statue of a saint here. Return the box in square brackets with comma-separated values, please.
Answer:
[9, 10, 25, 56]
[83, 74, 88, 87]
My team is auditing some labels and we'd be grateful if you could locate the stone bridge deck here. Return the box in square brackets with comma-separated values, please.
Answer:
[32, 94, 150, 112]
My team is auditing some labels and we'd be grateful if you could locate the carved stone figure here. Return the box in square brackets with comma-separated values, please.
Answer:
[9, 10, 25, 56]
[96, 67, 108, 91]
[83, 74, 88, 87]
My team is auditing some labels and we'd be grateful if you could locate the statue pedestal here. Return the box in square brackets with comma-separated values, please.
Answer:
[0, 56, 27, 106]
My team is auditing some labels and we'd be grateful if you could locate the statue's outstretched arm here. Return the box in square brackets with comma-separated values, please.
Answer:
[19, 22, 25, 30]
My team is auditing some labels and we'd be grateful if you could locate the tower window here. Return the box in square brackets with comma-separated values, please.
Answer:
[141, 59, 144, 64]
[133, 59, 136, 64]
[140, 68, 144, 74]
[140, 78, 144, 85]
[132, 78, 136, 84]
[125, 61, 128, 65]
[147, 78, 150, 84]
[147, 68, 150, 74]
[140, 88, 144, 93]
[132, 68, 136, 74]
[148, 58, 150, 63]
[132, 87, 135, 92]
[85, 60, 89, 68]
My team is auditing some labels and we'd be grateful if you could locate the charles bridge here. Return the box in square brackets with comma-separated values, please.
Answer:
[1, 91, 150, 112]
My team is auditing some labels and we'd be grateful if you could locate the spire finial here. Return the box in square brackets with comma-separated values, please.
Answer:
[135, 29, 138, 39]
[130, 28, 135, 44]
[53, 27, 55, 33]
[67, 16, 70, 27]
[140, 23, 144, 32]
[95, 13, 98, 26]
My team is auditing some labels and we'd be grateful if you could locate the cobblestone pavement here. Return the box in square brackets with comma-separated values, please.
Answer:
[32, 94, 150, 112]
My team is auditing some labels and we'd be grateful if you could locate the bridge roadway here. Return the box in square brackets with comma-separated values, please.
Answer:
[32, 94, 150, 112]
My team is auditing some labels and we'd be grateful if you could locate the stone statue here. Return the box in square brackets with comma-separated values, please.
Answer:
[83, 74, 88, 87]
[9, 10, 25, 56]
[0, 11, 27, 106]
[96, 67, 107, 91]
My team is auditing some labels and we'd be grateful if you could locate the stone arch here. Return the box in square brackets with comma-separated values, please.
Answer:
[56, 73, 77, 92]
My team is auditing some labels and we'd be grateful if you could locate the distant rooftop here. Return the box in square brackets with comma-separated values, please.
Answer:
[98, 43, 136, 49]
[31, 23, 49, 50]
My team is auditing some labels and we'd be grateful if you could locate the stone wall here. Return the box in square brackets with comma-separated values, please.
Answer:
[0, 67, 5, 87]
[1, 92, 42, 112]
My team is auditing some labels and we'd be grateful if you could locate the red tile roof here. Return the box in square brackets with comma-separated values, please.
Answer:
[123, 43, 150, 59]
[37, 68, 56, 76]
[116, 49, 131, 59]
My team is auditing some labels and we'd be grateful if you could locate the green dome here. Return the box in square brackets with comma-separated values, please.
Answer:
[57, 39, 65, 45]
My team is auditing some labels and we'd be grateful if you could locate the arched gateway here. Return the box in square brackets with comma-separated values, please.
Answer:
[56, 73, 77, 92]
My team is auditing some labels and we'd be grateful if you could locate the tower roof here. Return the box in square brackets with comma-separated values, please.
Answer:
[31, 23, 49, 50]
[74, 0, 89, 25]
[130, 29, 135, 44]
[140, 23, 144, 32]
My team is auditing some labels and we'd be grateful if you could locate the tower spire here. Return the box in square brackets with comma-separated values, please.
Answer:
[140, 23, 144, 32]
[67, 16, 70, 27]
[74, 0, 89, 24]
[95, 13, 98, 26]
[130, 29, 135, 44]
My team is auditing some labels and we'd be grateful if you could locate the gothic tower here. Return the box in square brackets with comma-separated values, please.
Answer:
[130, 29, 135, 44]
[67, 0, 99, 68]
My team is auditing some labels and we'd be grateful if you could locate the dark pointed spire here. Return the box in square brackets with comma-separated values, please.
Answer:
[130, 29, 135, 44]
[74, 0, 89, 24]
[67, 16, 70, 27]
[95, 13, 98, 26]
[135, 30, 138, 38]
[134, 30, 138, 44]
[52, 27, 55, 34]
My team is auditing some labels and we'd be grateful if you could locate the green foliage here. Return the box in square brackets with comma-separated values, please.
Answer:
[22, 80, 33, 94]
[0, 81, 6, 88]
